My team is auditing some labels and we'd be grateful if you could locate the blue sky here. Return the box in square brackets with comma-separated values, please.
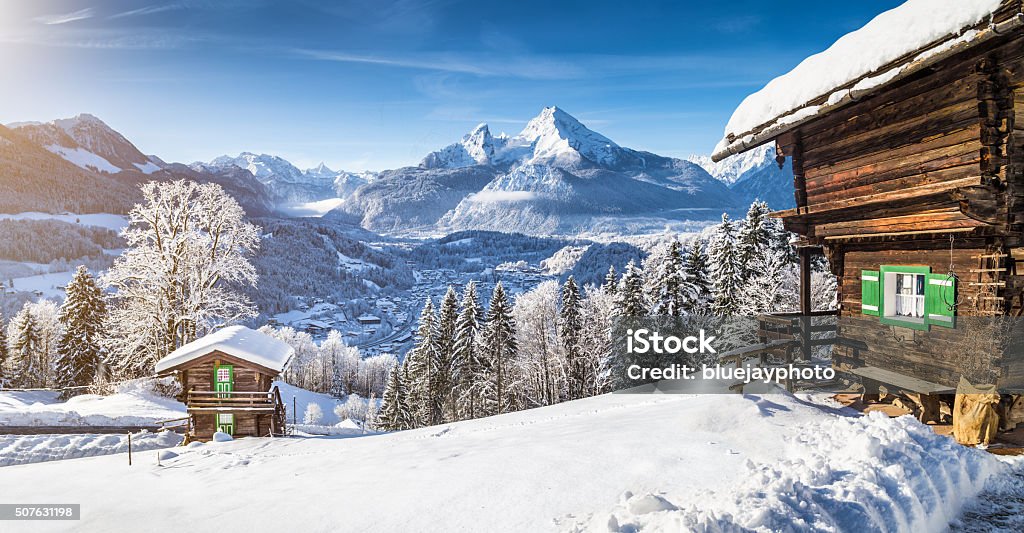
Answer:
[0, 0, 903, 171]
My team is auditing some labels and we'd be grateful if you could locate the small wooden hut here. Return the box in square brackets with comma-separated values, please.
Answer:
[712, 0, 1024, 444]
[155, 326, 293, 441]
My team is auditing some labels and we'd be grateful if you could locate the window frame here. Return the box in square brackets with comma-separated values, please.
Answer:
[878, 265, 931, 331]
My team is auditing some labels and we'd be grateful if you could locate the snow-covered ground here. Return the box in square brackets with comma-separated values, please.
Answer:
[8, 270, 77, 298]
[0, 212, 129, 231]
[0, 431, 182, 467]
[0, 380, 185, 427]
[1, 390, 1016, 532]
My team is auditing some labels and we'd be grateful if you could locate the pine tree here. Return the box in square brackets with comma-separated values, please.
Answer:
[405, 297, 438, 426]
[735, 201, 773, 283]
[434, 286, 459, 422]
[8, 306, 40, 387]
[376, 365, 413, 431]
[55, 266, 107, 392]
[616, 260, 647, 318]
[737, 250, 788, 315]
[480, 282, 517, 415]
[649, 241, 686, 316]
[559, 276, 586, 400]
[682, 239, 712, 314]
[453, 281, 484, 420]
[602, 265, 618, 295]
[708, 214, 740, 316]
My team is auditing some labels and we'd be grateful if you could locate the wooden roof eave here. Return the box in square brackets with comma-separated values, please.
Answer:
[712, 11, 1024, 162]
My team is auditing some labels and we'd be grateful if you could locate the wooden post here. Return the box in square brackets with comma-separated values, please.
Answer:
[127, 432, 132, 466]
[799, 247, 813, 362]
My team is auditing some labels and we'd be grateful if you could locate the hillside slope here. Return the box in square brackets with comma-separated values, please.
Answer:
[1, 391, 1007, 532]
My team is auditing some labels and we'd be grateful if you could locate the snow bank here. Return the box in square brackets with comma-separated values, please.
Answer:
[45, 144, 121, 173]
[718, 0, 1003, 152]
[0, 431, 182, 467]
[570, 410, 1005, 531]
[0, 379, 185, 427]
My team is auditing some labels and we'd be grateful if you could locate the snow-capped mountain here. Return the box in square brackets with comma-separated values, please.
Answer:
[343, 106, 736, 234]
[196, 153, 332, 204]
[688, 144, 795, 209]
[10, 114, 164, 175]
[420, 106, 645, 171]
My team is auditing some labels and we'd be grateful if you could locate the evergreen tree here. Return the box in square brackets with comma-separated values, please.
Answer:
[616, 260, 647, 318]
[708, 214, 740, 316]
[480, 282, 517, 415]
[737, 250, 788, 315]
[55, 266, 107, 392]
[559, 276, 586, 400]
[602, 265, 618, 295]
[405, 297, 438, 426]
[8, 306, 40, 387]
[453, 281, 484, 420]
[650, 241, 686, 316]
[376, 365, 414, 431]
[434, 286, 460, 421]
[682, 239, 712, 314]
[735, 201, 773, 283]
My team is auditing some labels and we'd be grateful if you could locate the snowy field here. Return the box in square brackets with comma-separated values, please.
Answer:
[1, 390, 1019, 532]
[0, 431, 182, 467]
[0, 212, 129, 232]
[0, 381, 185, 427]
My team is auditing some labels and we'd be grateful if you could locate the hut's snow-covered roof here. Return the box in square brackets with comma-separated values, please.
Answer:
[154, 325, 294, 374]
[713, 0, 1009, 161]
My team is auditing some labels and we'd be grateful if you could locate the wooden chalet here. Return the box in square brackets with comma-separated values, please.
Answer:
[155, 326, 292, 442]
[712, 0, 1024, 445]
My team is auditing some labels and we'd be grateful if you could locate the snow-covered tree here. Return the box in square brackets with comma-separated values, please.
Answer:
[454, 282, 485, 420]
[579, 287, 616, 395]
[735, 201, 773, 284]
[376, 364, 414, 431]
[682, 239, 712, 314]
[480, 282, 517, 415]
[646, 240, 687, 316]
[513, 280, 563, 407]
[560, 276, 587, 401]
[6, 306, 39, 387]
[602, 265, 618, 295]
[434, 286, 459, 421]
[102, 180, 260, 378]
[708, 214, 740, 316]
[303, 402, 324, 425]
[616, 260, 647, 318]
[405, 297, 439, 426]
[55, 266, 107, 392]
[737, 250, 794, 315]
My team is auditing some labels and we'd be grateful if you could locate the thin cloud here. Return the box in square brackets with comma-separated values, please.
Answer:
[291, 48, 584, 80]
[109, 4, 186, 19]
[35, 8, 95, 25]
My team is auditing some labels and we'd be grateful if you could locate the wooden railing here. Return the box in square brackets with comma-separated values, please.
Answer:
[187, 389, 276, 409]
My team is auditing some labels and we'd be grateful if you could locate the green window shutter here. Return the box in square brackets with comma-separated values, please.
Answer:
[861, 270, 880, 316]
[925, 274, 956, 328]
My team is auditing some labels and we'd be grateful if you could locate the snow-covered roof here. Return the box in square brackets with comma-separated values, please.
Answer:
[154, 326, 294, 374]
[713, 0, 1014, 161]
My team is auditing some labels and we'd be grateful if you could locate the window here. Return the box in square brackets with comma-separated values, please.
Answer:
[889, 272, 925, 320]
[218, 413, 233, 424]
[862, 266, 955, 329]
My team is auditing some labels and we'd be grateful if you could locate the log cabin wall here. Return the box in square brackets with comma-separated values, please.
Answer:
[179, 350, 274, 395]
[772, 11, 1024, 390]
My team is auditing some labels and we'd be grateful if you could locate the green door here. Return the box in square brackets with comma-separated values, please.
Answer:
[214, 364, 234, 398]
[216, 413, 235, 435]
